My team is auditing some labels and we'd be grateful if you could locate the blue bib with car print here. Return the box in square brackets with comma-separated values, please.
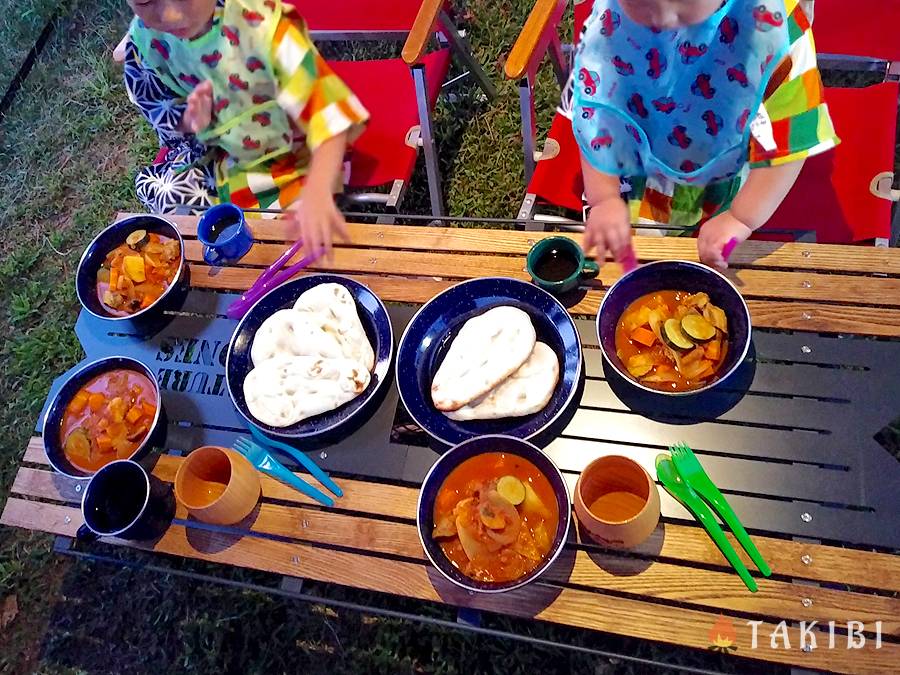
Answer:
[572, 0, 791, 185]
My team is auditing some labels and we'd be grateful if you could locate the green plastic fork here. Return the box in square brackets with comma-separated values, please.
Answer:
[670, 442, 772, 577]
[656, 455, 758, 593]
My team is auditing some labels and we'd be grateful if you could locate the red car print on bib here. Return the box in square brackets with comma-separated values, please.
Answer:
[579, 68, 600, 95]
[667, 125, 692, 149]
[252, 111, 272, 127]
[611, 56, 634, 76]
[264, 0, 275, 8]
[625, 124, 642, 144]
[702, 110, 724, 136]
[229, 74, 249, 91]
[581, 106, 596, 120]
[179, 73, 200, 87]
[645, 48, 666, 79]
[678, 41, 708, 64]
[627, 93, 649, 118]
[652, 97, 677, 114]
[222, 25, 240, 46]
[753, 5, 784, 32]
[246, 57, 265, 73]
[214, 97, 230, 114]
[591, 129, 613, 150]
[150, 38, 169, 60]
[252, 94, 271, 104]
[599, 9, 620, 37]
[691, 73, 716, 99]
[680, 159, 699, 172]
[242, 136, 261, 150]
[726, 63, 749, 87]
[736, 108, 751, 132]
[242, 9, 264, 26]
[719, 17, 739, 45]
[201, 50, 222, 68]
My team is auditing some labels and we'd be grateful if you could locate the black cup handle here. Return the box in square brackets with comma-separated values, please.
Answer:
[76, 524, 99, 542]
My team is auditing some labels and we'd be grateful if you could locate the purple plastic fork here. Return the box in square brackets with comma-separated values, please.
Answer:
[226, 239, 323, 319]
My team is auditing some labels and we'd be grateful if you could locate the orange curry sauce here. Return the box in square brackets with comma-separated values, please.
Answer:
[615, 290, 729, 392]
[60, 369, 158, 472]
[433, 452, 559, 583]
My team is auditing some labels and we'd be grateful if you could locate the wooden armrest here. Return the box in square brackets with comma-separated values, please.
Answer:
[505, 0, 567, 80]
[402, 0, 444, 66]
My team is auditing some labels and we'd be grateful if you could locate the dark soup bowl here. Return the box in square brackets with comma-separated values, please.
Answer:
[43, 356, 164, 479]
[417, 435, 571, 594]
[597, 260, 751, 396]
[76, 215, 188, 332]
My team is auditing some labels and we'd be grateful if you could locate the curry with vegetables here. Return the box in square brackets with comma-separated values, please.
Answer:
[97, 229, 181, 315]
[60, 369, 158, 472]
[615, 290, 729, 392]
[432, 452, 559, 583]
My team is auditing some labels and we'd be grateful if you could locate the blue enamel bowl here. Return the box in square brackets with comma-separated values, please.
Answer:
[76, 215, 189, 331]
[225, 274, 394, 440]
[43, 356, 165, 479]
[396, 277, 582, 447]
[597, 260, 751, 396]
[417, 435, 571, 593]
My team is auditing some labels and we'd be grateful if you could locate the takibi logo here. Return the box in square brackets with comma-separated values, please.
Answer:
[708, 614, 738, 653]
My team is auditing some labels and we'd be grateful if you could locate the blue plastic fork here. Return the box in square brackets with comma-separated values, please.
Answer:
[246, 424, 343, 498]
[233, 437, 334, 507]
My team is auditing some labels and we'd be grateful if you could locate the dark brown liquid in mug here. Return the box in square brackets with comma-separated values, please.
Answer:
[534, 248, 579, 282]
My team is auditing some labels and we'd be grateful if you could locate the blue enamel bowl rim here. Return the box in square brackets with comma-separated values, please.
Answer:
[596, 260, 752, 396]
[75, 215, 186, 322]
[225, 273, 394, 439]
[395, 277, 583, 446]
[415, 434, 572, 593]
[42, 356, 163, 479]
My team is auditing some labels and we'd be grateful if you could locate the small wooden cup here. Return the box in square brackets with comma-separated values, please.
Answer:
[574, 455, 660, 549]
[174, 446, 260, 525]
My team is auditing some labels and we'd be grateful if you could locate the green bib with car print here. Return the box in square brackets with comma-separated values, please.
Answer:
[130, 0, 292, 170]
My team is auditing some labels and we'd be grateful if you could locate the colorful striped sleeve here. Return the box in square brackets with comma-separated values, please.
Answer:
[748, 0, 839, 167]
[271, 10, 369, 151]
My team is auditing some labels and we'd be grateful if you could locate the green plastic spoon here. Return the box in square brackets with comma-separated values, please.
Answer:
[656, 454, 758, 593]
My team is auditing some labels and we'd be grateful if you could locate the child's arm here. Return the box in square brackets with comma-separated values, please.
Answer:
[288, 131, 350, 258]
[581, 157, 633, 264]
[697, 160, 804, 269]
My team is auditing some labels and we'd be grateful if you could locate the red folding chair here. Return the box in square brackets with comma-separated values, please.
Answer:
[761, 0, 900, 245]
[289, 0, 498, 217]
[507, 0, 900, 245]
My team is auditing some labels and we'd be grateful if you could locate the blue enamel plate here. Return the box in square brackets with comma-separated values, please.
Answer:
[226, 274, 394, 440]
[397, 277, 582, 447]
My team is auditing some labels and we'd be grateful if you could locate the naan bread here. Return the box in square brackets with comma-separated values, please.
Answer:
[243, 355, 371, 427]
[250, 309, 345, 367]
[445, 342, 559, 421]
[293, 283, 375, 372]
[431, 306, 536, 411]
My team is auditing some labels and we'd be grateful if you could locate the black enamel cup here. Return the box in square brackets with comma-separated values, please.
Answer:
[77, 460, 175, 542]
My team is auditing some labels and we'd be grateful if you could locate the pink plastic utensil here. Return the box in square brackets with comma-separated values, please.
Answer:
[620, 247, 638, 273]
[226, 239, 323, 319]
[721, 237, 739, 262]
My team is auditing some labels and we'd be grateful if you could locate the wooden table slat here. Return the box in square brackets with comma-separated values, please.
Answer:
[2, 496, 894, 675]
[142, 213, 900, 276]
[17, 441, 900, 594]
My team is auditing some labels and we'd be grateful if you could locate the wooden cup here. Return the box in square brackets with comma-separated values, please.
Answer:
[574, 455, 660, 549]
[174, 446, 261, 525]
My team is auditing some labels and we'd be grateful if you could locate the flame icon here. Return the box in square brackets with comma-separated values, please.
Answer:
[708, 614, 738, 653]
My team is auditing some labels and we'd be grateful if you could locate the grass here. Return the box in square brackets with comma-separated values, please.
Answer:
[0, 1, 895, 673]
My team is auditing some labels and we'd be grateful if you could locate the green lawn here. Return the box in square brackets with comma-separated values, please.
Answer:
[0, 1, 893, 673]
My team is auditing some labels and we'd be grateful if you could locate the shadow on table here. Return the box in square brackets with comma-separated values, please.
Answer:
[576, 520, 665, 577]
[604, 342, 757, 424]
[182, 504, 262, 555]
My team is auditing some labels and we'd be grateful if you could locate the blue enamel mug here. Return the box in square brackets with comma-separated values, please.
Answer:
[198, 204, 253, 266]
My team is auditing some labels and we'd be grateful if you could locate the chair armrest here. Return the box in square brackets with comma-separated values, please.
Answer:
[402, 0, 444, 66]
[505, 0, 567, 80]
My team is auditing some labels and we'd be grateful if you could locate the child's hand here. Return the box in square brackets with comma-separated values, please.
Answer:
[181, 80, 213, 134]
[697, 210, 752, 270]
[584, 196, 633, 265]
[287, 184, 349, 260]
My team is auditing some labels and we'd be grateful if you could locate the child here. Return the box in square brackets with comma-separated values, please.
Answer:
[570, 0, 837, 269]
[123, 0, 369, 257]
